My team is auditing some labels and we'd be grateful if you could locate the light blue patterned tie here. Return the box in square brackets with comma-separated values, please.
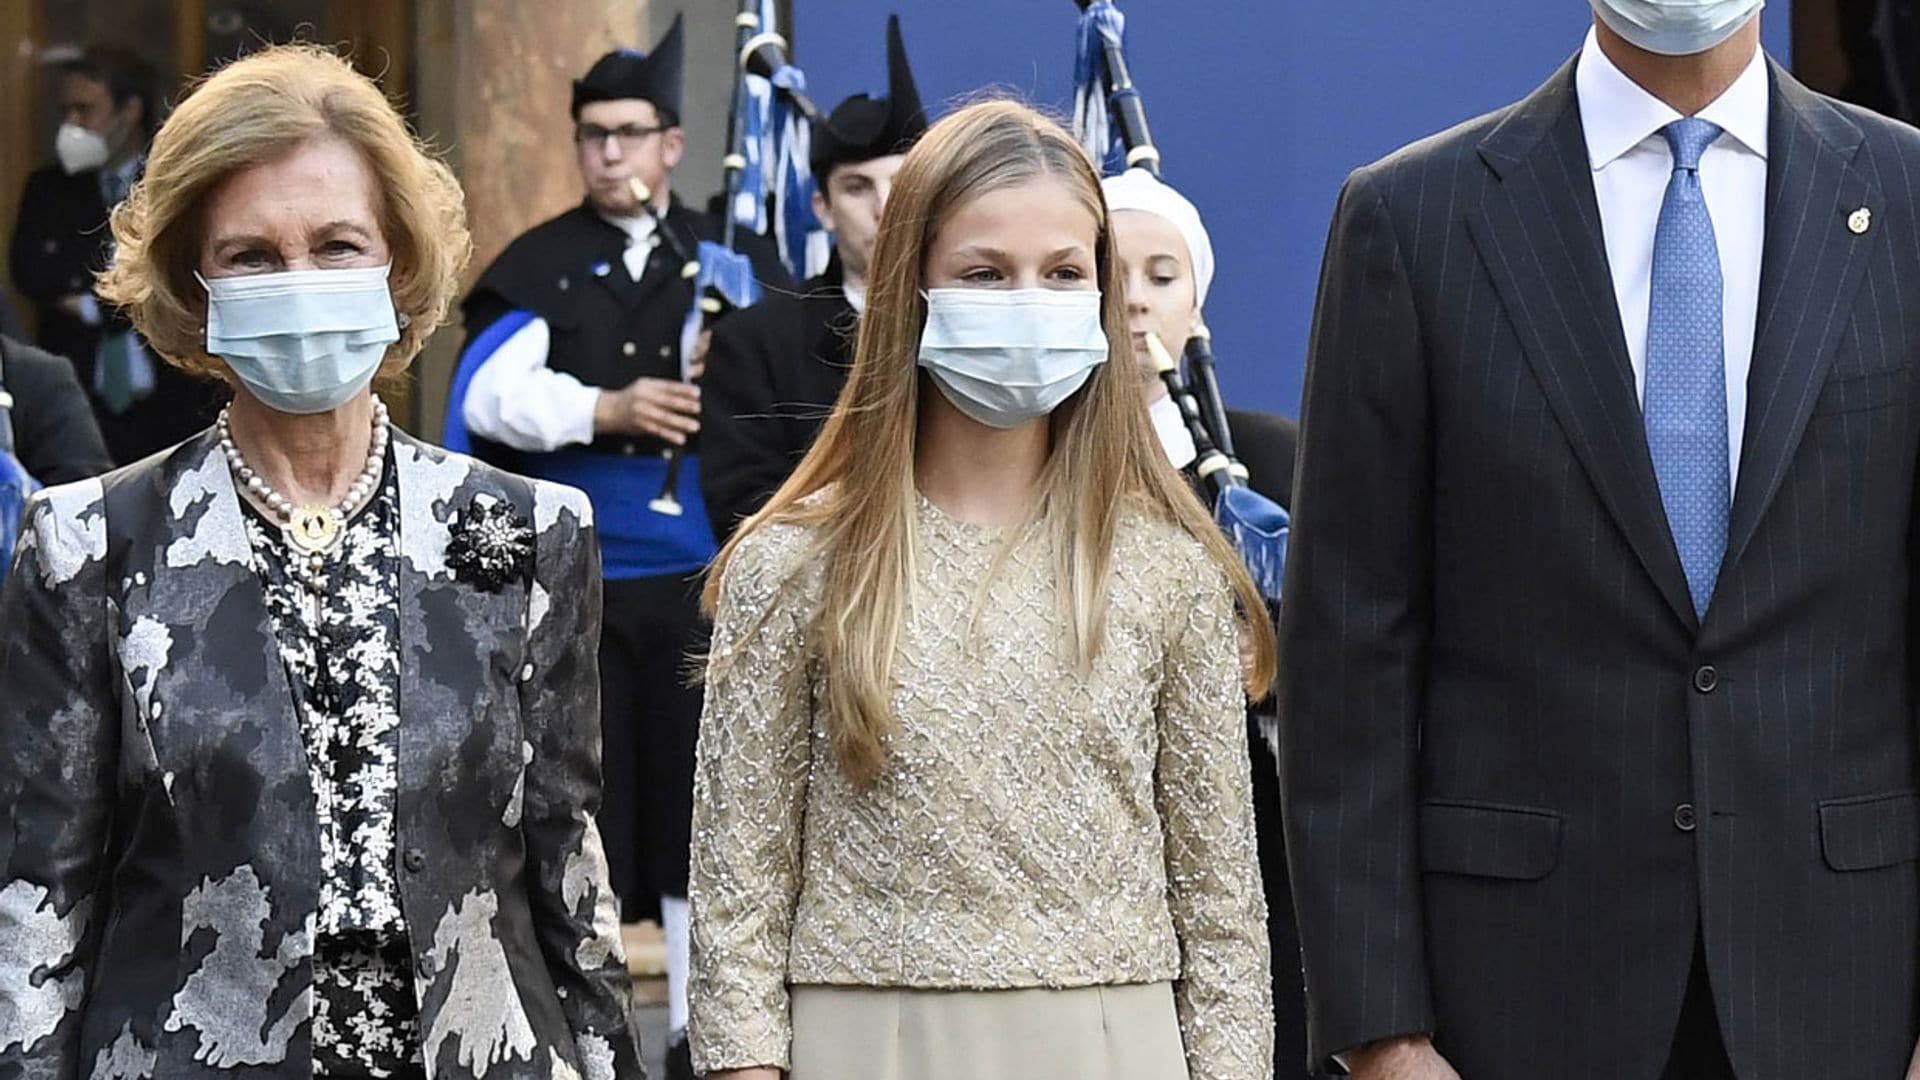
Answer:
[1644, 118, 1729, 620]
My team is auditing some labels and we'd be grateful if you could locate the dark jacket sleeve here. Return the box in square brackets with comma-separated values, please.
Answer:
[516, 480, 647, 1079]
[5, 338, 113, 484]
[1277, 166, 1437, 1067]
[0, 292, 25, 342]
[699, 313, 790, 541]
[737, 231, 796, 294]
[0, 484, 117, 1080]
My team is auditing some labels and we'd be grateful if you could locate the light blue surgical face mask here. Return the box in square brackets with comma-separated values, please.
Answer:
[199, 264, 402, 415]
[1591, 0, 1764, 57]
[916, 287, 1109, 429]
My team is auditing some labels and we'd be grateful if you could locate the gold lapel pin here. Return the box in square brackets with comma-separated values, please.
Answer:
[1848, 207, 1872, 235]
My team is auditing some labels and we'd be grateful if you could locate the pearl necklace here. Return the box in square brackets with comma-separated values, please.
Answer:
[218, 398, 389, 561]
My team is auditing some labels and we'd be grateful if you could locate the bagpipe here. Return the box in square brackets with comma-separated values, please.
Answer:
[631, 168, 754, 518]
[1070, 0, 1289, 608]
[647, 0, 824, 517]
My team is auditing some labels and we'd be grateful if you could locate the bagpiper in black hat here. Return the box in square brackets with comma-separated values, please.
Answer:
[809, 14, 927, 181]
[572, 11, 687, 124]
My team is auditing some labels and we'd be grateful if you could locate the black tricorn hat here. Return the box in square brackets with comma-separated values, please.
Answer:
[811, 15, 927, 181]
[572, 12, 686, 123]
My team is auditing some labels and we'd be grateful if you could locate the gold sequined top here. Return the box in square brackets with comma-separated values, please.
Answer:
[688, 495, 1272, 1078]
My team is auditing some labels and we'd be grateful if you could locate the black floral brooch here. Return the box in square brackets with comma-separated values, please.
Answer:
[447, 496, 534, 592]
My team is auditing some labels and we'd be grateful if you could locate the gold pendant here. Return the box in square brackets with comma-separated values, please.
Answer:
[287, 506, 341, 554]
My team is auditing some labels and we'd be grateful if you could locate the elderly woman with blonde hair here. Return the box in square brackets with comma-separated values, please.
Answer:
[0, 45, 643, 1080]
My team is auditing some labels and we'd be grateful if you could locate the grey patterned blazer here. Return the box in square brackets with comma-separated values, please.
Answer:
[0, 427, 645, 1080]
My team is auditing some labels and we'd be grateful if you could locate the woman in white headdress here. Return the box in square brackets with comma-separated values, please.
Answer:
[1104, 166, 1320, 1080]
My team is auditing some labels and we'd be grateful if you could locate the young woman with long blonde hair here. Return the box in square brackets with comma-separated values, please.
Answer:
[687, 99, 1274, 1080]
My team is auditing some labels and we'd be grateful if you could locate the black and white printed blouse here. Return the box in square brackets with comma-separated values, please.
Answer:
[244, 453, 420, 1078]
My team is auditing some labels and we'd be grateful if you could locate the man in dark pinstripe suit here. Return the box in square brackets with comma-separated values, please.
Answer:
[1279, 4, 1920, 1079]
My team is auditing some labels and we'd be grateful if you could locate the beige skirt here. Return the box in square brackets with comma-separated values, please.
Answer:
[788, 982, 1190, 1080]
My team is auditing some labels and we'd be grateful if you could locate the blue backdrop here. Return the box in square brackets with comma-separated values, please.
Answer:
[794, 1, 1792, 417]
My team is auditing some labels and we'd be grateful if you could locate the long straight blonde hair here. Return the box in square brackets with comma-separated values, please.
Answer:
[705, 99, 1276, 787]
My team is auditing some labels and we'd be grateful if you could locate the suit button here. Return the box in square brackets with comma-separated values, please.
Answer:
[659, 345, 672, 358]
[1673, 803, 1697, 832]
[403, 848, 427, 873]
[1692, 665, 1718, 693]
[622, 341, 637, 357]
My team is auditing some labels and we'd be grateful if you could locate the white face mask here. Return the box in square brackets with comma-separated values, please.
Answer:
[916, 287, 1110, 429]
[55, 123, 110, 175]
[1590, 0, 1764, 56]
[199, 265, 402, 415]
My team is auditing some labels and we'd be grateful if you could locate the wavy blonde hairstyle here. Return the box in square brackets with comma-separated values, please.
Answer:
[97, 44, 470, 382]
[705, 99, 1276, 788]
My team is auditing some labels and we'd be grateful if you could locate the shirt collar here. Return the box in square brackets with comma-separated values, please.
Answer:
[597, 209, 659, 247]
[1575, 26, 1770, 169]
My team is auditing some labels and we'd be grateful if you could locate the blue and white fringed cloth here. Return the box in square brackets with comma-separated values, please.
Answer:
[733, 0, 829, 280]
[1216, 485, 1289, 616]
[1071, 1, 1131, 177]
[678, 240, 764, 378]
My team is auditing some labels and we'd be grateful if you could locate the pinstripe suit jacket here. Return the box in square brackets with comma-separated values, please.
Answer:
[1279, 55, 1920, 1080]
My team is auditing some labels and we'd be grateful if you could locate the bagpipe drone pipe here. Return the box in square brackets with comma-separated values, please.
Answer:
[647, 0, 823, 517]
[1070, 0, 1290, 608]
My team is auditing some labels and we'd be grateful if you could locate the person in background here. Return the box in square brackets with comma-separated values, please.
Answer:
[445, 16, 789, 1080]
[0, 334, 111, 485]
[9, 45, 219, 464]
[1101, 169, 1296, 515]
[690, 98, 1273, 1080]
[0, 45, 643, 1079]
[1281, 2, 1920, 1078]
[1102, 167, 1313, 1080]
[699, 13, 927, 540]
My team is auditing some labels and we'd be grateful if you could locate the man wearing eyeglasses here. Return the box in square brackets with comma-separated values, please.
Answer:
[448, 18, 790, 1080]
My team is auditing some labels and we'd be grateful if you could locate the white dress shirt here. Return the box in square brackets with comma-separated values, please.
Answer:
[1575, 27, 1769, 490]
[606, 210, 659, 281]
[1149, 391, 1198, 469]
[460, 316, 601, 452]
[461, 210, 664, 452]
